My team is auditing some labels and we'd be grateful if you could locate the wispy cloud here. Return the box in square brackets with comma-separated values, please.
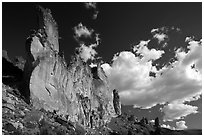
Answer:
[151, 26, 181, 46]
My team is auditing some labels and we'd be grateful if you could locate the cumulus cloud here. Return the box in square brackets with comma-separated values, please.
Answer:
[133, 40, 164, 61]
[162, 102, 198, 121]
[176, 121, 188, 130]
[101, 36, 202, 120]
[161, 124, 176, 130]
[73, 23, 93, 39]
[101, 41, 165, 108]
[77, 34, 100, 62]
[78, 43, 97, 62]
[151, 27, 168, 44]
[73, 23, 100, 62]
[162, 122, 188, 131]
[182, 38, 202, 72]
[149, 119, 155, 123]
[153, 33, 168, 44]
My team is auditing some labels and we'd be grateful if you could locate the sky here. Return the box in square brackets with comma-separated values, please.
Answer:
[2, 2, 202, 130]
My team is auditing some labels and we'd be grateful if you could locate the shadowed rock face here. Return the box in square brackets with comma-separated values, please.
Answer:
[23, 6, 117, 128]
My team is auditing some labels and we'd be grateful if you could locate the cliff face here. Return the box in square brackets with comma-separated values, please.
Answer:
[23, 6, 117, 128]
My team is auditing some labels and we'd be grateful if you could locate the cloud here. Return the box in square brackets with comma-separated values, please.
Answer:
[162, 121, 188, 131]
[84, 2, 99, 20]
[161, 124, 176, 130]
[162, 102, 198, 121]
[176, 121, 188, 130]
[73, 23, 93, 39]
[153, 33, 168, 44]
[77, 34, 100, 62]
[78, 43, 97, 62]
[149, 119, 155, 123]
[182, 38, 202, 72]
[84, 2, 97, 9]
[133, 40, 164, 61]
[73, 23, 101, 62]
[151, 26, 181, 45]
[151, 27, 168, 44]
[89, 62, 97, 68]
[101, 41, 165, 108]
[151, 28, 159, 33]
[101, 36, 202, 121]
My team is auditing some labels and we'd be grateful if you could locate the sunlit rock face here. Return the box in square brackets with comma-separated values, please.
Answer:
[23, 6, 117, 128]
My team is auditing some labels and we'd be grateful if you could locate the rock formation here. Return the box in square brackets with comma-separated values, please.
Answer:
[154, 117, 161, 134]
[113, 89, 121, 116]
[22, 6, 117, 128]
[154, 117, 160, 128]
